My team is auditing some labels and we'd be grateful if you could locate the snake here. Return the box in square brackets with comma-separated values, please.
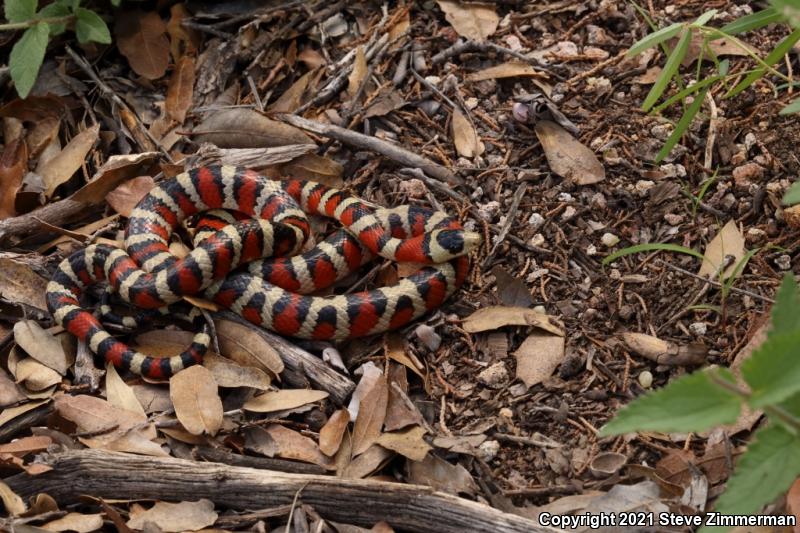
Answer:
[46, 165, 480, 378]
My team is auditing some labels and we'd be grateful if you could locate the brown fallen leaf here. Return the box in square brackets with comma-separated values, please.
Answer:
[38, 124, 100, 197]
[375, 425, 431, 461]
[54, 394, 146, 435]
[436, 1, 498, 41]
[169, 365, 223, 436]
[202, 351, 272, 390]
[214, 319, 284, 377]
[347, 362, 383, 420]
[13, 356, 62, 391]
[115, 11, 170, 80]
[513, 333, 566, 388]
[13, 320, 71, 375]
[462, 306, 564, 335]
[105, 363, 146, 418]
[127, 499, 217, 532]
[633, 66, 663, 85]
[432, 434, 487, 455]
[319, 408, 350, 457]
[698, 219, 745, 279]
[0, 369, 27, 407]
[269, 68, 319, 114]
[352, 376, 389, 456]
[26, 116, 61, 159]
[492, 265, 533, 308]
[348, 46, 368, 99]
[276, 153, 344, 187]
[166, 3, 199, 61]
[72, 152, 158, 204]
[42, 513, 103, 533]
[451, 106, 484, 158]
[0, 400, 48, 430]
[298, 47, 327, 69]
[385, 364, 425, 431]
[468, 61, 547, 82]
[0, 480, 26, 516]
[386, 334, 424, 379]
[263, 423, 335, 469]
[0, 257, 49, 310]
[166, 55, 195, 124]
[243, 389, 329, 413]
[364, 89, 406, 118]
[0, 435, 52, 457]
[621, 332, 707, 366]
[105, 175, 156, 217]
[683, 33, 754, 66]
[534, 120, 605, 185]
[193, 108, 312, 148]
[0, 138, 27, 219]
[407, 453, 478, 495]
[131, 383, 173, 414]
[341, 444, 394, 479]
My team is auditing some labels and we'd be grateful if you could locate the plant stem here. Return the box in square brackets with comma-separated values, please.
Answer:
[708, 370, 800, 434]
[0, 15, 74, 31]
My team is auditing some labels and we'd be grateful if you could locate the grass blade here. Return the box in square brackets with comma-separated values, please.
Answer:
[692, 9, 718, 27]
[720, 7, 782, 35]
[726, 27, 800, 98]
[643, 28, 692, 111]
[780, 96, 800, 115]
[655, 87, 708, 163]
[628, 22, 683, 57]
[602, 242, 704, 265]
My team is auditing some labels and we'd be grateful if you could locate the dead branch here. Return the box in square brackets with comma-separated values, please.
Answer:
[6, 449, 556, 533]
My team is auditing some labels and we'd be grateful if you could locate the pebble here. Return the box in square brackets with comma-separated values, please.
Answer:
[689, 322, 708, 336]
[635, 180, 655, 195]
[561, 206, 577, 221]
[660, 163, 686, 178]
[478, 362, 509, 388]
[664, 213, 684, 225]
[776, 254, 792, 271]
[528, 212, 545, 229]
[584, 47, 610, 60]
[557, 192, 574, 202]
[505, 35, 522, 51]
[530, 234, 545, 247]
[732, 162, 765, 189]
[784, 205, 800, 229]
[477, 201, 501, 221]
[399, 179, 427, 199]
[533, 305, 547, 314]
[638, 371, 653, 389]
[744, 132, 757, 151]
[586, 244, 598, 256]
[478, 440, 501, 462]
[590, 192, 607, 209]
[415, 324, 441, 351]
[601, 232, 620, 247]
[650, 123, 673, 140]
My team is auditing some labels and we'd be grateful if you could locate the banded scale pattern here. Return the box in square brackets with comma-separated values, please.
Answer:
[47, 165, 480, 378]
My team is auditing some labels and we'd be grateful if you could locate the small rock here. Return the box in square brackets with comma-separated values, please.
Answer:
[509, 383, 528, 397]
[478, 362, 509, 388]
[638, 371, 653, 389]
[650, 123, 673, 141]
[530, 234, 545, 247]
[776, 254, 793, 271]
[586, 24, 613, 45]
[660, 163, 687, 178]
[744, 132, 757, 151]
[415, 324, 441, 351]
[689, 322, 708, 336]
[664, 213, 684, 225]
[532, 305, 547, 314]
[561, 206, 577, 221]
[733, 162, 765, 189]
[499, 407, 513, 419]
[477, 201, 501, 221]
[424, 76, 441, 86]
[470, 186, 484, 200]
[746, 227, 767, 243]
[601, 233, 620, 247]
[399, 178, 427, 199]
[478, 440, 501, 462]
[505, 35, 522, 51]
[609, 269, 621, 281]
[553, 41, 579, 57]
[590, 193, 607, 209]
[584, 47, 610, 60]
[586, 77, 612, 93]
[465, 97, 479, 110]
[635, 180, 655, 195]
[586, 244, 597, 256]
[783, 204, 800, 230]
[557, 192, 574, 202]
[528, 212, 545, 229]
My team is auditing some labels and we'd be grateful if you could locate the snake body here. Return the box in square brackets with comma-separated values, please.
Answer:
[46, 166, 478, 378]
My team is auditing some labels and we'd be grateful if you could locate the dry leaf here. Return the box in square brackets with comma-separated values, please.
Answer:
[436, 1, 498, 41]
[115, 11, 170, 80]
[462, 306, 564, 335]
[202, 351, 271, 390]
[0, 435, 52, 456]
[166, 55, 195, 124]
[376, 425, 431, 461]
[131, 383, 173, 413]
[0, 480, 26, 516]
[386, 334, 424, 379]
[243, 389, 329, 413]
[166, 3, 199, 61]
[467, 61, 546, 82]
[42, 513, 104, 532]
[492, 265, 533, 308]
[38, 124, 99, 197]
[432, 434, 487, 455]
[105, 175, 156, 217]
[0, 257, 49, 310]
[407, 453, 478, 495]
[352, 377, 389, 456]
[341, 444, 394, 479]
[269, 68, 317, 113]
[0, 400, 48, 430]
[0, 369, 27, 407]
[698, 220, 745, 279]
[364, 89, 406, 118]
[347, 361, 383, 420]
[621, 332, 707, 366]
[215, 319, 284, 377]
[170, 365, 223, 436]
[96, 430, 168, 456]
[105, 363, 146, 418]
[263, 423, 334, 469]
[13, 320, 71, 375]
[633, 66, 663, 85]
[277, 153, 344, 187]
[13, 357, 62, 391]
[319, 408, 350, 456]
[535, 120, 604, 185]
[72, 152, 158, 204]
[127, 499, 217, 532]
[54, 394, 145, 435]
[385, 365, 424, 431]
[451, 106, 484, 158]
[194, 108, 312, 149]
[298, 47, 326, 69]
[348, 46, 368, 99]
[0, 138, 27, 219]
[513, 334, 566, 387]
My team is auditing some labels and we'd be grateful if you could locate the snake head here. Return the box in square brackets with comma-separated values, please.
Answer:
[431, 229, 482, 261]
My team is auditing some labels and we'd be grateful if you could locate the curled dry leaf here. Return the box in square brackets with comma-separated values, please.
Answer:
[243, 389, 329, 413]
[0, 400, 48, 430]
[105, 363, 146, 417]
[193, 108, 312, 149]
[385, 365, 424, 431]
[166, 4, 200, 61]
[72, 152, 158, 204]
[214, 319, 284, 377]
[0, 257, 49, 310]
[534, 120, 605, 185]
[39, 123, 100, 197]
[375, 425, 431, 461]
[269, 68, 318, 114]
[348, 46, 368, 99]
[202, 351, 272, 390]
[170, 365, 223, 436]
[276, 153, 344, 187]
[54, 394, 152, 447]
[621, 332, 707, 366]
[467, 62, 547, 82]
[105, 175, 155, 217]
[42, 512, 104, 533]
[407, 453, 478, 496]
[263, 423, 335, 469]
[0, 435, 52, 457]
[432, 434, 487, 455]
[513, 333, 566, 388]
[462, 306, 564, 335]
[0, 369, 27, 406]
[115, 11, 170, 80]
[451, 106, 484, 158]
[127, 499, 217, 532]
[436, 1, 498, 41]
[13, 320, 71, 375]
[347, 361, 383, 420]
[13, 356, 62, 391]
[0, 480, 26, 516]
[386, 334, 424, 379]
[319, 408, 350, 456]
[166, 55, 195, 124]
[698, 220, 745, 279]
[589, 452, 628, 478]
[341, 444, 394, 479]
[352, 376, 389, 456]
[364, 89, 406, 119]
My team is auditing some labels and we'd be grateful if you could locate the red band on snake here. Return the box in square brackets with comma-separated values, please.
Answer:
[46, 166, 479, 378]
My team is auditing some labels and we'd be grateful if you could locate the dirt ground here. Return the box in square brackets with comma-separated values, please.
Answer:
[1, 0, 798, 531]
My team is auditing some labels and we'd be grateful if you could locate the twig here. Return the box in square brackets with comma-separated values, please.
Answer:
[278, 114, 462, 186]
[482, 183, 527, 268]
[430, 39, 555, 75]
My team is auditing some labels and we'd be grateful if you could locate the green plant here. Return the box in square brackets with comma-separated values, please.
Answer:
[2, 0, 115, 98]
[628, 2, 800, 162]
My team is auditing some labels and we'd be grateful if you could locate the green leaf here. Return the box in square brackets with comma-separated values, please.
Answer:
[726, 27, 800, 98]
[711, 424, 800, 516]
[780, 96, 800, 115]
[743, 328, 800, 408]
[5, 0, 37, 23]
[691, 9, 718, 27]
[628, 22, 684, 57]
[783, 180, 800, 204]
[36, 0, 70, 35]
[600, 368, 741, 435]
[655, 87, 708, 163]
[720, 8, 783, 35]
[9, 22, 49, 99]
[652, 75, 722, 114]
[602, 242, 704, 266]
[768, 273, 800, 336]
[74, 7, 110, 44]
[643, 28, 692, 111]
